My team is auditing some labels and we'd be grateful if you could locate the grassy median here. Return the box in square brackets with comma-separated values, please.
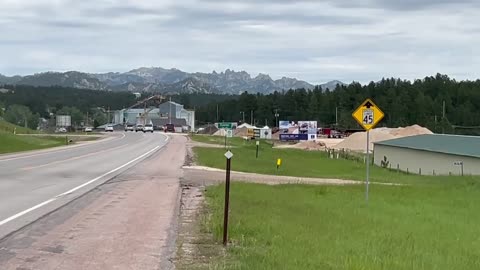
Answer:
[0, 133, 67, 154]
[190, 135, 468, 185]
[204, 182, 480, 270]
[0, 120, 104, 154]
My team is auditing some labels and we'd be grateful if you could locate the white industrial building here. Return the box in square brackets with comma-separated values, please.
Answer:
[113, 101, 195, 131]
[158, 101, 195, 132]
[374, 134, 480, 175]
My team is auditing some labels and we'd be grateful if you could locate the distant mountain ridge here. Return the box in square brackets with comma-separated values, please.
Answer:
[0, 67, 346, 94]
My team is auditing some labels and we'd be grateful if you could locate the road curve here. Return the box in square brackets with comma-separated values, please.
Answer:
[0, 131, 169, 238]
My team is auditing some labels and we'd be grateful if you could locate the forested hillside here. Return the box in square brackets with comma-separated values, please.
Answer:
[0, 85, 136, 128]
[195, 74, 480, 135]
[0, 85, 135, 117]
[2, 74, 480, 135]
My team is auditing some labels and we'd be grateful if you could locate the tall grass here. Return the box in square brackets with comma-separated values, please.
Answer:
[205, 182, 480, 270]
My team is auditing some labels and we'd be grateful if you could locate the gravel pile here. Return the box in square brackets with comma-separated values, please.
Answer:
[334, 125, 433, 153]
[274, 140, 326, 151]
[212, 129, 227, 136]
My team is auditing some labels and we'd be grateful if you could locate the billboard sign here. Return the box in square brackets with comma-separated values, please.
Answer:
[279, 120, 291, 129]
[298, 121, 317, 134]
[279, 120, 300, 129]
[279, 134, 308, 141]
[56, 115, 72, 127]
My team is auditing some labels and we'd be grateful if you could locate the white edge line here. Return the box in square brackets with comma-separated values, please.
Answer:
[57, 145, 160, 196]
[0, 199, 56, 226]
[0, 145, 160, 227]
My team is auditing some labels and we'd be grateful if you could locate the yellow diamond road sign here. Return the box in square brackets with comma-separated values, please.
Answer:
[352, 98, 384, 131]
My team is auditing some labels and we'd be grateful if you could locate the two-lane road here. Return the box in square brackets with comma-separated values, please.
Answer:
[0, 131, 169, 238]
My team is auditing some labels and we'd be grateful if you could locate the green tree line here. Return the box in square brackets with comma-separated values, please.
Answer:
[0, 85, 136, 128]
[195, 74, 480, 135]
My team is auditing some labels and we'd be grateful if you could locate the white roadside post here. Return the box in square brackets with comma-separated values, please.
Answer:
[223, 150, 233, 246]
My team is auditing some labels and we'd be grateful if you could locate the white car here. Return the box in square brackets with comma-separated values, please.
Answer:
[135, 124, 143, 132]
[125, 124, 134, 132]
[143, 124, 154, 133]
[84, 127, 93, 132]
[105, 125, 114, 132]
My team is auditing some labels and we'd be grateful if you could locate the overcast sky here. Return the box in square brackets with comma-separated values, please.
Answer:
[1, 0, 479, 84]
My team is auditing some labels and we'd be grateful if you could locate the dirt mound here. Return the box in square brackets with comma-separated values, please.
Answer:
[316, 138, 344, 148]
[197, 125, 218, 135]
[333, 125, 433, 153]
[334, 129, 396, 152]
[234, 127, 249, 137]
[391, 124, 433, 137]
[213, 129, 227, 136]
[274, 140, 326, 151]
[298, 141, 326, 150]
[272, 130, 280, 140]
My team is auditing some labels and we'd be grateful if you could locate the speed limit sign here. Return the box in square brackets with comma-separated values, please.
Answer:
[362, 109, 374, 125]
[352, 99, 384, 131]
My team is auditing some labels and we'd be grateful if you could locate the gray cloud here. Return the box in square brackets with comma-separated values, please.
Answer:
[0, 0, 479, 84]
[315, 0, 480, 13]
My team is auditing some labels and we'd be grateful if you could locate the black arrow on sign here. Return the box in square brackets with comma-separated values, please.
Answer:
[364, 101, 374, 108]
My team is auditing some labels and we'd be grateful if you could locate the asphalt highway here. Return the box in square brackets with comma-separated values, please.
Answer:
[0, 131, 169, 238]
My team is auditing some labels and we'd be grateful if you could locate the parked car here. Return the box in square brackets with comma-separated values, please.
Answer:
[56, 127, 67, 133]
[125, 124, 134, 132]
[84, 127, 93, 132]
[135, 124, 144, 132]
[143, 124, 154, 133]
[164, 123, 175, 133]
[105, 124, 114, 132]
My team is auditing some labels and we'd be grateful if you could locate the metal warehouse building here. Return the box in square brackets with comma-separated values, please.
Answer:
[113, 101, 195, 131]
[374, 134, 480, 175]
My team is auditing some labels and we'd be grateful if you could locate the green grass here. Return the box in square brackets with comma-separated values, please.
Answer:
[0, 119, 37, 134]
[0, 133, 67, 154]
[193, 134, 480, 269]
[0, 119, 104, 154]
[204, 182, 480, 270]
[0, 119, 68, 154]
[191, 135, 472, 185]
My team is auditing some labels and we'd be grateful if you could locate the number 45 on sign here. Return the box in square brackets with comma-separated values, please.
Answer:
[352, 99, 384, 131]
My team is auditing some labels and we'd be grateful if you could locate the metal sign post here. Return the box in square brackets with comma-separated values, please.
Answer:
[352, 99, 384, 202]
[256, 141, 259, 158]
[454, 161, 464, 176]
[366, 131, 370, 201]
[223, 150, 233, 246]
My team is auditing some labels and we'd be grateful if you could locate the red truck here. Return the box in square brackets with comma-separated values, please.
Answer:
[318, 128, 343, 138]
